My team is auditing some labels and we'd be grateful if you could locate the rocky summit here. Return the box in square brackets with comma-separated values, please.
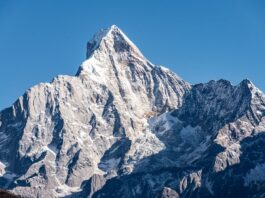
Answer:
[0, 25, 265, 198]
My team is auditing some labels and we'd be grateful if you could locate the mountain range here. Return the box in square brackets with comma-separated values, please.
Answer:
[0, 25, 265, 198]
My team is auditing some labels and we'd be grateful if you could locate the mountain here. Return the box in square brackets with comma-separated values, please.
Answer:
[0, 25, 265, 198]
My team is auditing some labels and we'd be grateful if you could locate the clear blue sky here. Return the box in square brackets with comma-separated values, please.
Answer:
[0, 0, 265, 110]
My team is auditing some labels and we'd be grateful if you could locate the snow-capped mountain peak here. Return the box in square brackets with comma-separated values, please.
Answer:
[85, 25, 145, 60]
[76, 25, 189, 112]
[77, 25, 151, 78]
[0, 25, 191, 197]
[1, 26, 265, 198]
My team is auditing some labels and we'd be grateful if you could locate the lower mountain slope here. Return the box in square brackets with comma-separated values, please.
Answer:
[95, 79, 265, 198]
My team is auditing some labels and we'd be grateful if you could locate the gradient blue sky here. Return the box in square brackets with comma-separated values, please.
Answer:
[0, 0, 265, 110]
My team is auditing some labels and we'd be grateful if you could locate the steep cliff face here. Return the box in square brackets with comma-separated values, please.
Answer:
[0, 25, 265, 198]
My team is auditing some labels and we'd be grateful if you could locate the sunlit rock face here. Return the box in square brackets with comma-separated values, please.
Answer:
[0, 25, 265, 198]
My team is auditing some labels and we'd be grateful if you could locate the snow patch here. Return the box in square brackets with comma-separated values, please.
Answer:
[244, 163, 265, 185]
[2, 171, 17, 188]
[180, 125, 202, 146]
[148, 111, 181, 135]
[54, 182, 81, 197]
[0, 133, 8, 145]
[205, 178, 214, 195]
[0, 161, 6, 176]
[42, 146, 57, 156]
[99, 158, 121, 172]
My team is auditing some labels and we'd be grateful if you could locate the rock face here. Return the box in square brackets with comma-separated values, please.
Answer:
[0, 25, 265, 198]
